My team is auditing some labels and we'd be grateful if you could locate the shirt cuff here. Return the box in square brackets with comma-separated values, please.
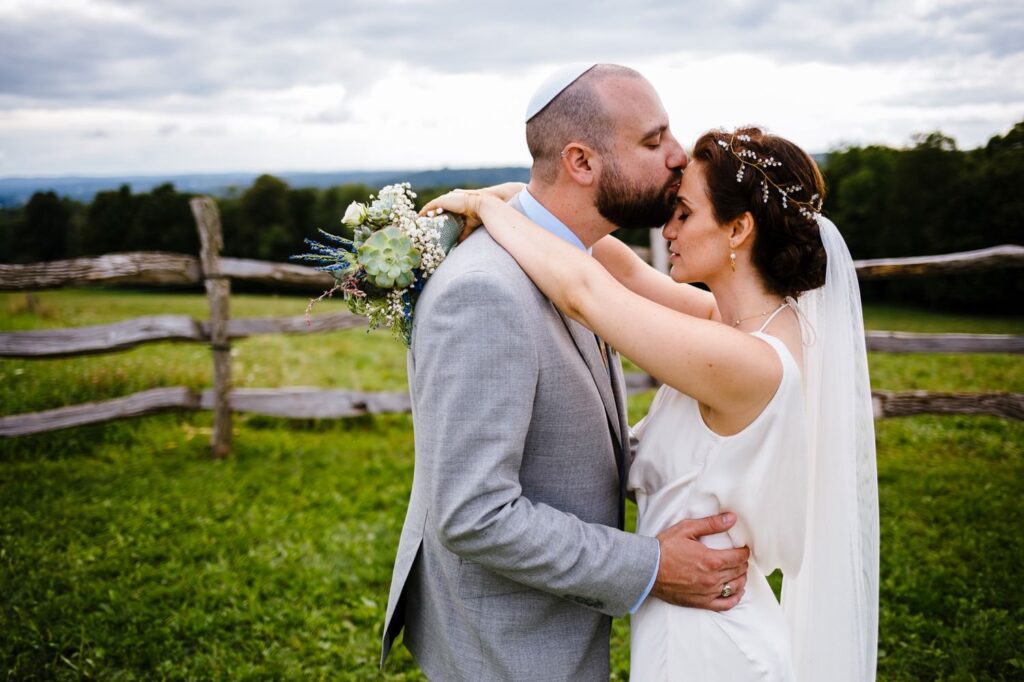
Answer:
[630, 543, 660, 613]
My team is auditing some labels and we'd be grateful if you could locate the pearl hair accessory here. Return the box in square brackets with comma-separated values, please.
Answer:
[718, 133, 823, 220]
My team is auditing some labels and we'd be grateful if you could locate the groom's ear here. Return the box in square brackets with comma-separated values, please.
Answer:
[561, 144, 597, 186]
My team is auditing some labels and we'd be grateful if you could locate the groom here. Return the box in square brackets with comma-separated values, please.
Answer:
[381, 64, 750, 680]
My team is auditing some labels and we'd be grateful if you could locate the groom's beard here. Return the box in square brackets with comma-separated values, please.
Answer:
[596, 160, 679, 230]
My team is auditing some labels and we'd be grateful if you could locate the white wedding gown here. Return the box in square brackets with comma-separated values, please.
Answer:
[628, 322, 809, 681]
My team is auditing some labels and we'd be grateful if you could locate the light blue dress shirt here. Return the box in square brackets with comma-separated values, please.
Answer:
[516, 188, 660, 613]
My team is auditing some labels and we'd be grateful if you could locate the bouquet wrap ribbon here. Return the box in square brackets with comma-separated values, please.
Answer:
[435, 212, 464, 255]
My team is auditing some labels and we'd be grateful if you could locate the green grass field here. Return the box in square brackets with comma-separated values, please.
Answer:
[1, 289, 1021, 680]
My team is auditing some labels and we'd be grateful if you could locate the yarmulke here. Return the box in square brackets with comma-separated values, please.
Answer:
[525, 63, 597, 122]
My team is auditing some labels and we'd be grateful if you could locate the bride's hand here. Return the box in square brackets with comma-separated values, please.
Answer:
[421, 183, 524, 242]
[421, 190, 489, 242]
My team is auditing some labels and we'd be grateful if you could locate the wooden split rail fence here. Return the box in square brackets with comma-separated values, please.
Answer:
[1, 198, 1022, 454]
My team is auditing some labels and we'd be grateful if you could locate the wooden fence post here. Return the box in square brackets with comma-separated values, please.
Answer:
[649, 228, 669, 274]
[190, 197, 232, 459]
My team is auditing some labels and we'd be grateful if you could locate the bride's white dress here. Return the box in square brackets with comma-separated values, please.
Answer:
[628, 323, 809, 681]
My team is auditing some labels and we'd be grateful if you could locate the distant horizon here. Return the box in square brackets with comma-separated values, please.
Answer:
[4, 117, 1017, 182]
[0, 164, 531, 182]
[0, 129, 984, 181]
[0, 166, 536, 207]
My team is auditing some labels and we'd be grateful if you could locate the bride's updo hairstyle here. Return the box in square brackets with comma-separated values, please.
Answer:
[692, 127, 827, 298]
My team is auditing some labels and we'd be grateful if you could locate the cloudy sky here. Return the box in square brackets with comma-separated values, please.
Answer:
[1, 0, 1021, 177]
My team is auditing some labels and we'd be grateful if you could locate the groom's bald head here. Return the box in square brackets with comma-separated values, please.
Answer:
[526, 64, 644, 184]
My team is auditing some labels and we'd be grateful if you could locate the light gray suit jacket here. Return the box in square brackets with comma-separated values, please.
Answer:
[381, 197, 660, 681]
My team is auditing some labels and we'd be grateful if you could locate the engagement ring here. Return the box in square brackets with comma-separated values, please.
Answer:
[720, 583, 733, 598]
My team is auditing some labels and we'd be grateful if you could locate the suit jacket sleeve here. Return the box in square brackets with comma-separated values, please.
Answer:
[413, 268, 660, 617]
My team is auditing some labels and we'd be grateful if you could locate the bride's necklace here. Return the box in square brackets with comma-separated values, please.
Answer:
[731, 301, 787, 328]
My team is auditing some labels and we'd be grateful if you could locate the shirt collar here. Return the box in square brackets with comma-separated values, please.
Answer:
[517, 187, 591, 254]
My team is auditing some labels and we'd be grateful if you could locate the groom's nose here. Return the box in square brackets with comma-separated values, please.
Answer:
[664, 131, 688, 171]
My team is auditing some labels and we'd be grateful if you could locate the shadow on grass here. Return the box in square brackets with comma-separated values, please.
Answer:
[243, 413, 394, 433]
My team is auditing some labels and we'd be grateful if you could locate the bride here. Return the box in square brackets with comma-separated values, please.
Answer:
[424, 127, 879, 681]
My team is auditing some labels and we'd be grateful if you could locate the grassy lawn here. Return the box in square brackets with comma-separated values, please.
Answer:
[1, 289, 1021, 680]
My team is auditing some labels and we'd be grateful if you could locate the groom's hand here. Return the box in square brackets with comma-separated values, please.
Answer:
[650, 512, 750, 611]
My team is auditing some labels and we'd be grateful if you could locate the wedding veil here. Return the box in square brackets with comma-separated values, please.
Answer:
[781, 216, 880, 682]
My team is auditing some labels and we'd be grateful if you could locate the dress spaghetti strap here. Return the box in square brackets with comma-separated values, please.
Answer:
[756, 302, 790, 333]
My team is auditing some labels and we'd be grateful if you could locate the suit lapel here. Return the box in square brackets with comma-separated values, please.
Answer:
[605, 344, 630, 529]
[555, 310, 624, 450]
[606, 346, 630, 446]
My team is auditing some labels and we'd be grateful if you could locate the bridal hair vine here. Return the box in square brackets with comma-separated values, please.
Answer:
[718, 133, 823, 220]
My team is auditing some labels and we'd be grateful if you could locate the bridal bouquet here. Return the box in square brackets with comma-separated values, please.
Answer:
[291, 182, 463, 346]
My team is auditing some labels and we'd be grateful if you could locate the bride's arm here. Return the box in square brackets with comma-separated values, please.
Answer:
[425, 192, 781, 416]
[480, 189, 718, 321]
[476, 181, 526, 202]
[592, 236, 720, 322]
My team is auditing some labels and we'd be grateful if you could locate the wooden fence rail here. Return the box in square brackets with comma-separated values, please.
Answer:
[0, 387, 413, 438]
[0, 252, 333, 291]
[872, 390, 1024, 420]
[2, 244, 1022, 292]
[2, 314, 1020, 359]
[863, 331, 1023, 354]
[0, 312, 363, 358]
[853, 244, 1024, 279]
[3, 384, 1019, 438]
[1, 197, 1021, 452]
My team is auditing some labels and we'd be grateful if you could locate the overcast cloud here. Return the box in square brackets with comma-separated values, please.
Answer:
[0, 0, 1021, 175]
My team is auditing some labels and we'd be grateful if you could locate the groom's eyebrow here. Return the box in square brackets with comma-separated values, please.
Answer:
[641, 124, 667, 141]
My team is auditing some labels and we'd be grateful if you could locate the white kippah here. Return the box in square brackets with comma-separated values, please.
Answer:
[525, 63, 597, 122]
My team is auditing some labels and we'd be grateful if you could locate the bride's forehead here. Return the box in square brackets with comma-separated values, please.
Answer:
[681, 162, 707, 187]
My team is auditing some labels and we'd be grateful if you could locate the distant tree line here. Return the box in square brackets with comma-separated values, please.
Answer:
[823, 121, 1023, 312]
[1, 121, 1021, 312]
[0, 178, 453, 292]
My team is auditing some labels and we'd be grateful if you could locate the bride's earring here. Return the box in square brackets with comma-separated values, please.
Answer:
[730, 250, 737, 272]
